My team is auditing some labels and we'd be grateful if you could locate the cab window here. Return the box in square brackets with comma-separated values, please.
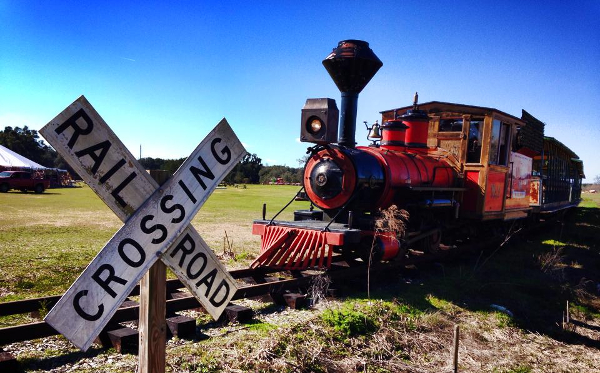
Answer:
[466, 119, 483, 163]
[439, 118, 463, 132]
[489, 119, 511, 166]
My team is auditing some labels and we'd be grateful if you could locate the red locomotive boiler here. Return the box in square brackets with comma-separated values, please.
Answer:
[251, 40, 584, 270]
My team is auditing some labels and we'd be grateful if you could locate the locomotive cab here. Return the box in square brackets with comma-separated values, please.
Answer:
[383, 102, 535, 221]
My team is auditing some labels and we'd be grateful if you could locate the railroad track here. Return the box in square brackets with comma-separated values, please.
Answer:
[0, 252, 457, 347]
[0, 259, 347, 345]
[0, 230, 510, 349]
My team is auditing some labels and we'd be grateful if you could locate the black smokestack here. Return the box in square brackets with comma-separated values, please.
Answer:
[322, 40, 382, 148]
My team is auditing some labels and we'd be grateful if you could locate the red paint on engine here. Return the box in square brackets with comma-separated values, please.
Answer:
[304, 147, 357, 210]
[485, 171, 505, 212]
[377, 232, 401, 261]
[360, 146, 456, 208]
[403, 118, 429, 148]
[381, 119, 407, 151]
[462, 171, 480, 212]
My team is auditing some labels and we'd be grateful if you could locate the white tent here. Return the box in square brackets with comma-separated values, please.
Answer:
[0, 144, 46, 169]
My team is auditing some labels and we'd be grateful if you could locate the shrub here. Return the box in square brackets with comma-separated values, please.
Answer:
[321, 304, 376, 338]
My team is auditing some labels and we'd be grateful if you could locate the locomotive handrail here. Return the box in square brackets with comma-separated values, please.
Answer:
[408, 186, 467, 192]
[322, 193, 358, 232]
[508, 162, 514, 199]
[423, 165, 454, 186]
[268, 186, 305, 225]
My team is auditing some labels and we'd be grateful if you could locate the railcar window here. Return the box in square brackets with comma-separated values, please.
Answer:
[466, 120, 483, 163]
[489, 120, 510, 166]
[439, 119, 463, 132]
[489, 120, 501, 165]
[512, 125, 520, 152]
[498, 122, 510, 166]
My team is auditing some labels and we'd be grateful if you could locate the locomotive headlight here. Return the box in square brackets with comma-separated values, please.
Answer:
[300, 98, 338, 144]
[309, 118, 323, 134]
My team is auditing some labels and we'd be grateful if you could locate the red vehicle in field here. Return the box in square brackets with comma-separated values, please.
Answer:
[0, 170, 50, 193]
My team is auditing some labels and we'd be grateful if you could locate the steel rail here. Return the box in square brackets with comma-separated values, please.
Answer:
[0, 237, 499, 346]
[0, 262, 346, 345]
[0, 263, 319, 318]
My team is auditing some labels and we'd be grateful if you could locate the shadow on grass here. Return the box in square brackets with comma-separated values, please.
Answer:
[344, 206, 600, 351]
[18, 345, 107, 372]
[2, 190, 63, 195]
[572, 319, 600, 332]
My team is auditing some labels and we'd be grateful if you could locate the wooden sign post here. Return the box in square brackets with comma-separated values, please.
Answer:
[139, 260, 167, 373]
[40, 96, 246, 370]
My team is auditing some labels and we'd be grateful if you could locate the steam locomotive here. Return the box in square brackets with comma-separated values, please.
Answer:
[251, 40, 584, 270]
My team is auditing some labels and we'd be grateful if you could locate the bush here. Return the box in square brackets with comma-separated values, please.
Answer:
[321, 304, 376, 338]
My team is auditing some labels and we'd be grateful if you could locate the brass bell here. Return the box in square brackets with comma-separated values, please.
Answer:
[368, 120, 382, 140]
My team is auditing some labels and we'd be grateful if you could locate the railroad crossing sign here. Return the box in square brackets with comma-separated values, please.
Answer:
[40, 96, 246, 351]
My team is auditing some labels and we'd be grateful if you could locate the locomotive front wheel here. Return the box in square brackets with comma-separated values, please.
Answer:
[341, 244, 365, 266]
[421, 228, 442, 254]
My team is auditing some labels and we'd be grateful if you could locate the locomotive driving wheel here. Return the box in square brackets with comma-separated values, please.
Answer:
[340, 237, 382, 266]
[341, 241, 367, 266]
[421, 228, 442, 254]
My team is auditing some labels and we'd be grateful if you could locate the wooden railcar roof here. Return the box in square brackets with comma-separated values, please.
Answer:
[544, 136, 584, 177]
[380, 101, 524, 124]
[544, 136, 580, 160]
[519, 110, 545, 155]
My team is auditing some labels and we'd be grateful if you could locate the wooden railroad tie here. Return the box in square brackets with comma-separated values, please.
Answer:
[166, 315, 197, 338]
[224, 304, 254, 323]
[0, 349, 18, 372]
[284, 293, 308, 309]
[107, 327, 139, 354]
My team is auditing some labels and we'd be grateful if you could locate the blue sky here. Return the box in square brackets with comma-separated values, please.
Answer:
[1, 1, 599, 180]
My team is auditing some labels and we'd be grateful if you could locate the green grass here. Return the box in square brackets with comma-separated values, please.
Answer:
[0, 187, 120, 304]
[321, 303, 377, 338]
[493, 366, 532, 373]
[246, 320, 278, 333]
[579, 191, 600, 208]
[3, 188, 600, 371]
[320, 299, 423, 341]
[193, 184, 308, 222]
[3, 185, 593, 304]
[0, 184, 309, 306]
[1, 186, 599, 335]
[570, 302, 600, 320]
[541, 239, 567, 246]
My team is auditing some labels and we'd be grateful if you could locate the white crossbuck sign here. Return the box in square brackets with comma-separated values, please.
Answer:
[40, 96, 246, 351]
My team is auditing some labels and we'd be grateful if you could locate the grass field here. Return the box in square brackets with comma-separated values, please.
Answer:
[2, 187, 600, 372]
[0, 184, 310, 303]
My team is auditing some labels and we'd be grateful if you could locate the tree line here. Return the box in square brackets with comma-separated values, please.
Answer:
[1, 126, 304, 184]
[0, 126, 76, 175]
[139, 153, 304, 185]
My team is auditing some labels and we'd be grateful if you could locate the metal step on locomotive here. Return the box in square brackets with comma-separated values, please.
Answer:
[250, 40, 584, 271]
